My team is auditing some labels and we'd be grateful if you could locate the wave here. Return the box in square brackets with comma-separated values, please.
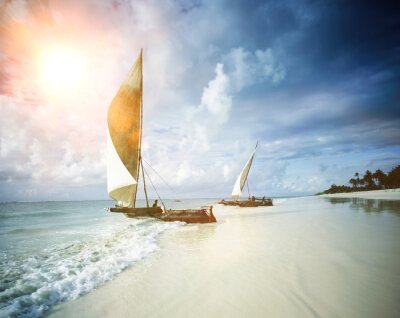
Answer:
[0, 219, 180, 318]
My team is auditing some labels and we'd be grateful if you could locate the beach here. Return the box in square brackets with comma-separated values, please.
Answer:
[319, 188, 400, 200]
[39, 195, 400, 318]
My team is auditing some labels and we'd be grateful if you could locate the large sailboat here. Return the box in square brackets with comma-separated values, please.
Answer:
[219, 143, 273, 207]
[106, 50, 216, 223]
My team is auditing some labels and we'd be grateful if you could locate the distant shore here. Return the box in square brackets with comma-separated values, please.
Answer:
[318, 188, 400, 200]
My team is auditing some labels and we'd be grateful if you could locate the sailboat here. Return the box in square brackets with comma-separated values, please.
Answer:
[219, 143, 273, 207]
[106, 50, 216, 223]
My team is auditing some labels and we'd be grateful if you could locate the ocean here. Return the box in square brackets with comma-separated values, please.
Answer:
[1, 197, 400, 318]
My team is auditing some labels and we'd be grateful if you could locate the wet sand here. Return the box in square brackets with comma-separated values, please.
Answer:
[47, 197, 400, 318]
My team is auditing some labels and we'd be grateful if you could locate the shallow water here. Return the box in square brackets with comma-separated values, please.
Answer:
[48, 196, 400, 318]
[0, 199, 215, 318]
[2, 197, 400, 318]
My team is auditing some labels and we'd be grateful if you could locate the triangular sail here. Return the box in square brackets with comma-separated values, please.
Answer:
[107, 50, 143, 207]
[231, 145, 257, 200]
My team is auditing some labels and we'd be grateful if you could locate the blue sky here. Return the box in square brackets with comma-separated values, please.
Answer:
[0, 0, 399, 201]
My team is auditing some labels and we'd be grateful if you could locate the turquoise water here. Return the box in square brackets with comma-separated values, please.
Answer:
[0, 199, 215, 318]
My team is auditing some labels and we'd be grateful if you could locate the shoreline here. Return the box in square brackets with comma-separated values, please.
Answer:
[318, 188, 400, 200]
[46, 196, 400, 318]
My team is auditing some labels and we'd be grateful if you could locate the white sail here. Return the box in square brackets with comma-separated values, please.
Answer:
[231, 146, 257, 200]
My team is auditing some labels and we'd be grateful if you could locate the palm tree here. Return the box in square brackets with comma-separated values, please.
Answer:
[363, 170, 374, 190]
[372, 169, 386, 189]
[354, 172, 360, 188]
[387, 165, 400, 189]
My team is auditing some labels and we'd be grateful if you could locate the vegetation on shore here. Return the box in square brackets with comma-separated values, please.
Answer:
[318, 165, 400, 194]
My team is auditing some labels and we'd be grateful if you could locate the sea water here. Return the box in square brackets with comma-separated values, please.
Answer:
[0, 199, 214, 318]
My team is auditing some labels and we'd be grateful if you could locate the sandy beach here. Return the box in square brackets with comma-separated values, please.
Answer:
[319, 188, 400, 200]
[46, 196, 400, 318]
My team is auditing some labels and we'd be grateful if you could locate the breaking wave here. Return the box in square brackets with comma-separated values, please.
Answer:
[0, 219, 179, 318]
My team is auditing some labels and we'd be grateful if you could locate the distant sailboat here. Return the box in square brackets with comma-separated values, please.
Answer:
[106, 50, 216, 223]
[220, 143, 272, 207]
[231, 144, 257, 201]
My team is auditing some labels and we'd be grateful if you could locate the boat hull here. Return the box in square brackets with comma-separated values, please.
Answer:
[219, 199, 273, 207]
[160, 208, 216, 223]
[107, 206, 216, 223]
[109, 206, 163, 217]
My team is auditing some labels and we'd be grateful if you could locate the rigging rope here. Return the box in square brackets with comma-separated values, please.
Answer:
[142, 164, 167, 211]
[142, 158, 177, 194]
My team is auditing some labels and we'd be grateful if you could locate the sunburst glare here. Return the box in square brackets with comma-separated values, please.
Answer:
[39, 46, 86, 92]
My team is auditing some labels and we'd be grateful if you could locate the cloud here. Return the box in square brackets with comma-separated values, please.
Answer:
[223, 47, 286, 91]
[175, 46, 286, 156]
[255, 49, 286, 84]
[199, 63, 232, 123]
[0, 95, 106, 196]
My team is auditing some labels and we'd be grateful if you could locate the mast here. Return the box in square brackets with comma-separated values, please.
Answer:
[132, 48, 144, 208]
[141, 157, 149, 207]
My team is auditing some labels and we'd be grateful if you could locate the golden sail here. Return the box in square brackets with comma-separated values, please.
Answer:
[107, 50, 143, 207]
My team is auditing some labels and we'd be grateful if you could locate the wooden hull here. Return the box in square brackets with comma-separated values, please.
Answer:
[160, 208, 216, 223]
[107, 206, 216, 223]
[109, 206, 163, 218]
[219, 199, 273, 207]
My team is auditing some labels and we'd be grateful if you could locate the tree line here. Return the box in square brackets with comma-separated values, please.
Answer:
[319, 165, 400, 194]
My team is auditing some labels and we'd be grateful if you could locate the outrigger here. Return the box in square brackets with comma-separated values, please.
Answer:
[105, 49, 216, 224]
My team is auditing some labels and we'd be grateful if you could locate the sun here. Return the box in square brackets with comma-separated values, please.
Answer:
[39, 46, 86, 91]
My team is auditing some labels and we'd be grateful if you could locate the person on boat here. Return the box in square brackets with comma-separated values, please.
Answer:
[262, 196, 266, 203]
[152, 199, 158, 207]
[251, 196, 256, 202]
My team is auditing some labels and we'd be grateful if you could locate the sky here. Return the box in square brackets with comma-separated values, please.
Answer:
[0, 0, 399, 202]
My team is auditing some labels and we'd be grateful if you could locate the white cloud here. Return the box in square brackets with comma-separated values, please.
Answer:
[199, 63, 232, 123]
[0, 96, 106, 189]
[224, 47, 286, 91]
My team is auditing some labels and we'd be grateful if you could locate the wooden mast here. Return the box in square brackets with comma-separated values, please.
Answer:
[139, 48, 149, 208]
[132, 48, 144, 208]
[141, 158, 149, 207]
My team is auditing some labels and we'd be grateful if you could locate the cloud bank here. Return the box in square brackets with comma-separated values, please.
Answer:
[0, 0, 399, 201]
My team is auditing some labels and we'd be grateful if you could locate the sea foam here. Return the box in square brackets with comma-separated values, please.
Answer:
[0, 218, 179, 318]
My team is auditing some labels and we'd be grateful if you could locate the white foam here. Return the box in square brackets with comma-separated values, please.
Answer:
[0, 219, 180, 318]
